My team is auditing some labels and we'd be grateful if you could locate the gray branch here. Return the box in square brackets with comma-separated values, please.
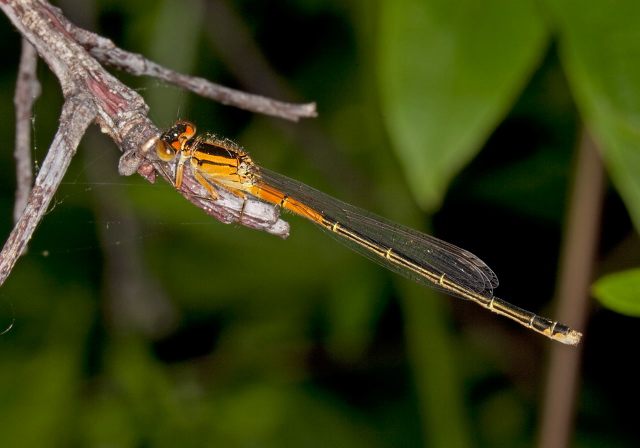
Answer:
[0, 94, 96, 285]
[13, 38, 40, 227]
[68, 25, 318, 122]
[0, 0, 299, 286]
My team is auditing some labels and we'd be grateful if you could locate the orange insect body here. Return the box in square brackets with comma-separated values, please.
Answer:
[154, 121, 582, 346]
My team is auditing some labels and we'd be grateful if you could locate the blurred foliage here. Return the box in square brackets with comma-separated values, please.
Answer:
[1, 0, 640, 447]
[593, 268, 640, 317]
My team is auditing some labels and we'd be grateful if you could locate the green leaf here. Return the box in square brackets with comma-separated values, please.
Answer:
[378, 0, 548, 210]
[544, 0, 640, 231]
[593, 268, 640, 317]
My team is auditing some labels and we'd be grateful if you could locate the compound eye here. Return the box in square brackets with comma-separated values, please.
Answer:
[156, 140, 177, 161]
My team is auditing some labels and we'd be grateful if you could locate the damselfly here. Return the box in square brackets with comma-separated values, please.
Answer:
[153, 120, 582, 345]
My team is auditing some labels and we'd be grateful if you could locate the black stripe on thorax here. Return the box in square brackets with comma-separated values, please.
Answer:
[191, 141, 242, 169]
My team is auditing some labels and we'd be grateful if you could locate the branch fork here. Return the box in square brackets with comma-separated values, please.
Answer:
[0, 0, 316, 286]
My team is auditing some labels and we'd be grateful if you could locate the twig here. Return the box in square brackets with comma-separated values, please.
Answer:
[0, 0, 294, 286]
[537, 129, 602, 447]
[36, 0, 291, 239]
[67, 25, 317, 122]
[0, 95, 96, 285]
[13, 38, 41, 225]
[1, 0, 159, 167]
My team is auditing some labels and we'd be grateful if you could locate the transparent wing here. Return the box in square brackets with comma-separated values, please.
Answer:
[257, 168, 499, 301]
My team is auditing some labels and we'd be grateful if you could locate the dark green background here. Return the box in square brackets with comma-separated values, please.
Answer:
[1, 0, 639, 446]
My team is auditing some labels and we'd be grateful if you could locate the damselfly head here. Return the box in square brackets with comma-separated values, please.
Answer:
[156, 120, 198, 161]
